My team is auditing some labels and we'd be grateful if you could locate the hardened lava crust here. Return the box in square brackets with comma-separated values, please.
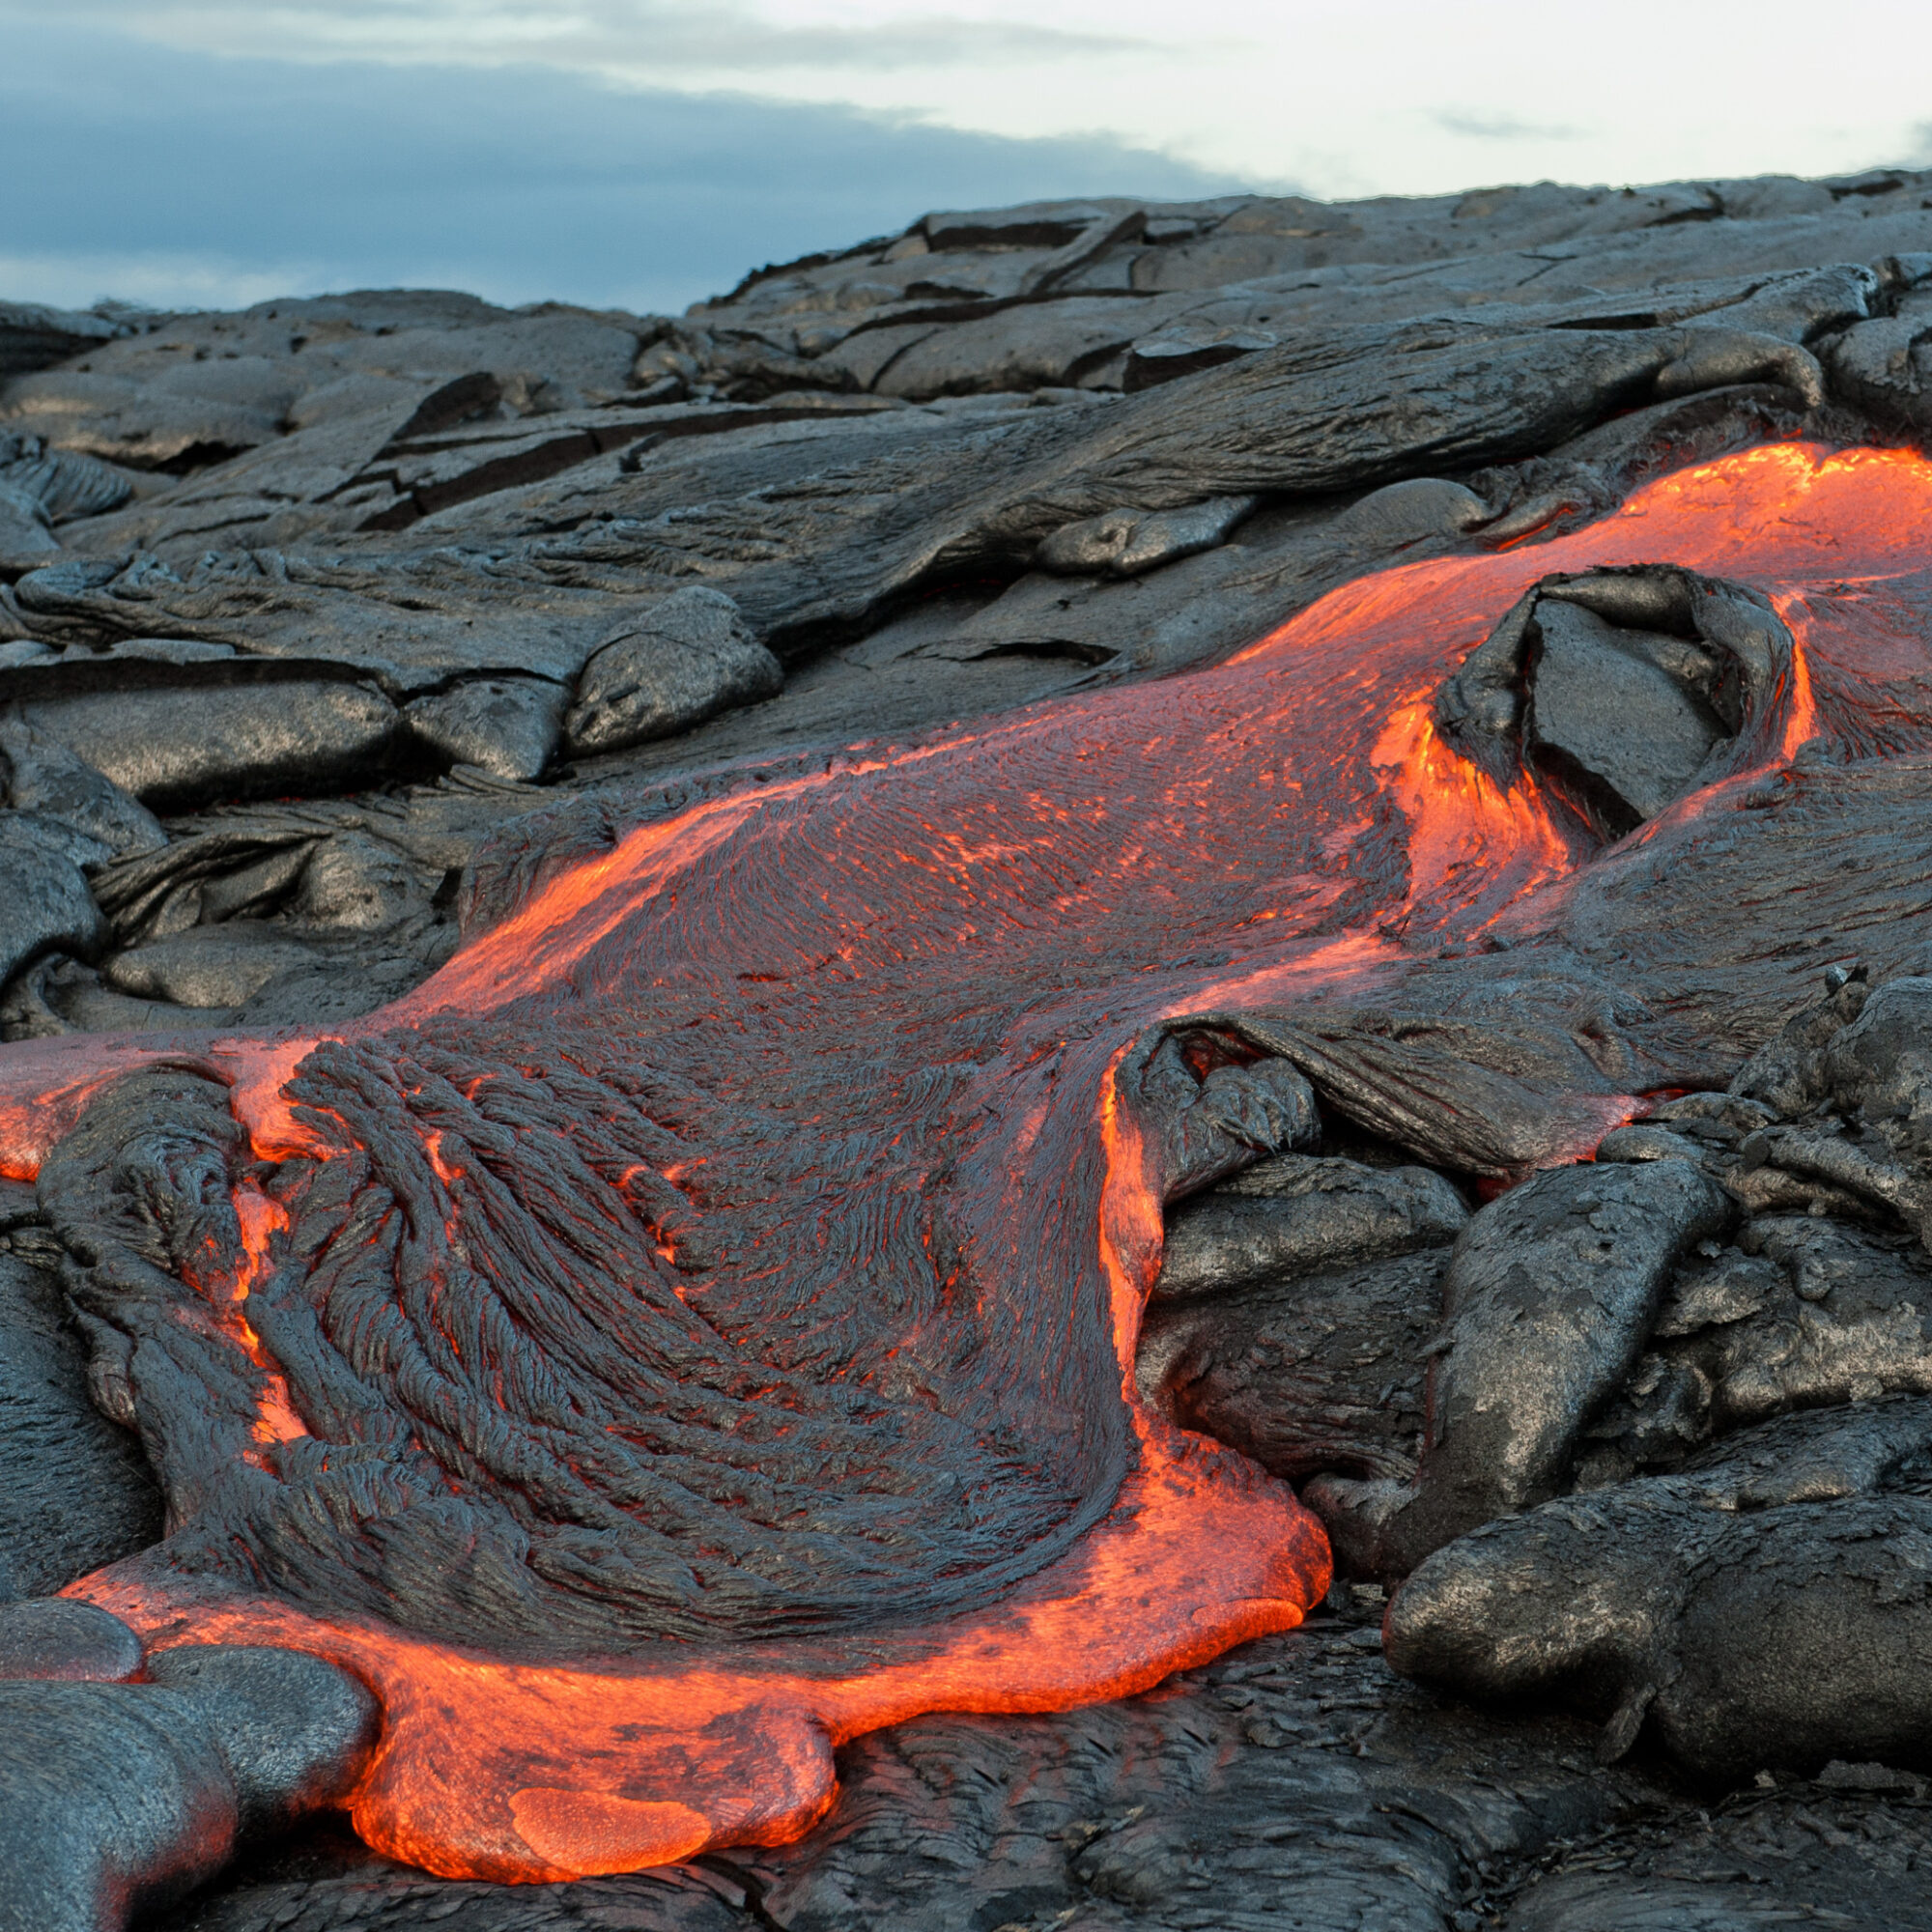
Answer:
[6, 170, 1932, 1931]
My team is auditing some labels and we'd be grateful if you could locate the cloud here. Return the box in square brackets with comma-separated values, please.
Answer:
[1434, 111, 1585, 144]
[0, 1, 1152, 75]
[0, 14, 1238, 315]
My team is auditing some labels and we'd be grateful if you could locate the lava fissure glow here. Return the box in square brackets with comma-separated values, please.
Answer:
[7, 442, 1932, 1882]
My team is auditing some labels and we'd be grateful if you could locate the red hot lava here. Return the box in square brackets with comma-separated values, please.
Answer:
[3, 443, 1932, 1881]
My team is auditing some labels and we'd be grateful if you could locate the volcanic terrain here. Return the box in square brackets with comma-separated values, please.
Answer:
[7, 170, 1932, 1931]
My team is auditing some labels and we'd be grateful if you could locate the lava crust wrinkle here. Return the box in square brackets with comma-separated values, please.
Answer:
[8, 440, 1932, 1885]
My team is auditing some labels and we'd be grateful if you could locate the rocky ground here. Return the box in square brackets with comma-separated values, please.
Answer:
[139, 1587, 1932, 1932]
[7, 170, 1932, 1929]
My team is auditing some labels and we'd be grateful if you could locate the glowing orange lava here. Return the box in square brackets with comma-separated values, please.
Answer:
[4, 441, 1932, 1881]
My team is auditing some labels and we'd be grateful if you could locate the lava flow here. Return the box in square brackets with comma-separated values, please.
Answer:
[7, 441, 1932, 1881]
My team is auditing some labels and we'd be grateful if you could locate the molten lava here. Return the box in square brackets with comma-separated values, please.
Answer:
[6, 441, 1932, 1882]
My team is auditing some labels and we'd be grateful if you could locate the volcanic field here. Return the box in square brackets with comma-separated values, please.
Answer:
[7, 171, 1932, 1931]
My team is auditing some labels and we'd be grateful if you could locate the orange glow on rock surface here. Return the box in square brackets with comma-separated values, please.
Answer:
[81, 1425, 1314, 1879]
[4, 441, 1932, 1881]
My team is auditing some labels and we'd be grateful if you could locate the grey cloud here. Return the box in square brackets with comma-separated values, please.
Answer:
[0, 15, 1236, 316]
[1, 0, 1146, 73]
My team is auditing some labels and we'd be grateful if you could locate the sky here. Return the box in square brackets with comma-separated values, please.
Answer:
[3, 0, 1929, 318]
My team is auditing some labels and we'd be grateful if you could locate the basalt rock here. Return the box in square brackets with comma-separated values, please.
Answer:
[0, 1240, 162, 1602]
[148, 1604, 1653, 1932]
[0, 302, 125, 382]
[1435, 562, 1797, 835]
[0, 477, 60, 571]
[0, 312, 1845, 693]
[0, 430, 139, 578]
[4, 174, 1932, 1928]
[0, 711, 166, 859]
[404, 677, 568, 782]
[0, 1644, 376, 1932]
[1308, 1159, 1735, 1579]
[31, 1033, 1321, 1664]
[0, 1599, 144, 1683]
[0, 298, 645, 478]
[0, 814, 108, 986]
[1151, 1152, 1467, 1302]
[1034, 495, 1258, 577]
[1385, 1400, 1932, 1784]
[1577, 1215, 1932, 1486]
[678, 183, 1920, 408]
[102, 924, 327, 1009]
[1329, 474, 1495, 543]
[561, 589, 781, 756]
[1140, 1245, 1446, 1487]
[14, 673, 407, 811]
[1822, 281, 1932, 434]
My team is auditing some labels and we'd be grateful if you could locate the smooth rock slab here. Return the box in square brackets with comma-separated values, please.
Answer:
[102, 923, 326, 1009]
[0, 1600, 144, 1683]
[17, 677, 404, 810]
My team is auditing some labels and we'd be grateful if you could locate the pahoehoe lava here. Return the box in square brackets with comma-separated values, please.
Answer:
[1, 436, 1927, 1881]
[8, 174, 1932, 1932]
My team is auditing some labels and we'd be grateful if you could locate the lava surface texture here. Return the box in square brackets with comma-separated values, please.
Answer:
[9, 440, 1932, 1883]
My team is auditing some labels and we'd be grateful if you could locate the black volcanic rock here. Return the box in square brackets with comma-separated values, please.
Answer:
[0, 300, 124, 382]
[0, 813, 108, 986]
[1385, 1399, 1932, 1783]
[0, 1239, 162, 1604]
[1151, 1152, 1467, 1302]
[404, 677, 568, 782]
[0, 1598, 144, 1683]
[562, 588, 781, 755]
[4, 170, 1932, 1928]
[1436, 562, 1799, 826]
[1308, 1158, 1736, 1578]
[0, 1644, 376, 1932]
